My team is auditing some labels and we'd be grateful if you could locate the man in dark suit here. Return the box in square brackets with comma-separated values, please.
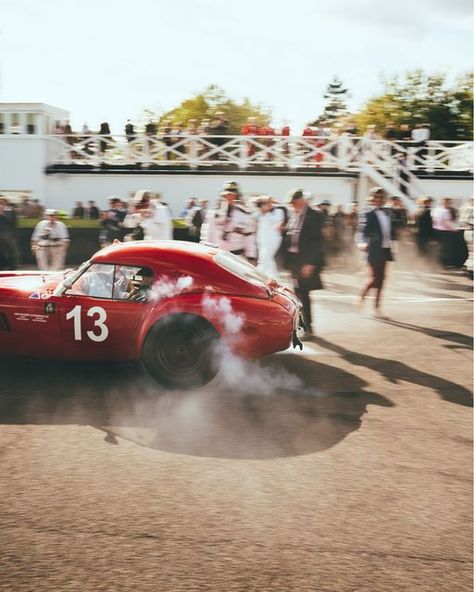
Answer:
[189, 199, 208, 241]
[414, 196, 434, 256]
[358, 187, 395, 316]
[285, 189, 325, 339]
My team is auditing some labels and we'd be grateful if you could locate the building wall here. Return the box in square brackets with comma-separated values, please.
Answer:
[44, 173, 358, 215]
[0, 137, 46, 196]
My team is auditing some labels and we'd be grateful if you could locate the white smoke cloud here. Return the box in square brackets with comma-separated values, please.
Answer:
[149, 275, 194, 303]
[144, 282, 304, 396]
[215, 345, 303, 395]
[201, 295, 245, 335]
[201, 295, 303, 395]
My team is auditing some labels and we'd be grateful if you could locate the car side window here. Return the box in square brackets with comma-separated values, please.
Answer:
[66, 263, 154, 302]
[67, 263, 115, 298]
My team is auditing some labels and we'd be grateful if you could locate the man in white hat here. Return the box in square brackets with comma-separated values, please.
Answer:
[201, 181, 256, 261]
[31, 210, 70, 270]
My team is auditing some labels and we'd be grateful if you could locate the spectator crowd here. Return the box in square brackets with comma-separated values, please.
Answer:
[50, 117, 441, 172]
[1, 187, 471, 292]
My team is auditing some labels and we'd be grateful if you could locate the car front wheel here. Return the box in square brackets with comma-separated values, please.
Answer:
[142, 314, 220, 389]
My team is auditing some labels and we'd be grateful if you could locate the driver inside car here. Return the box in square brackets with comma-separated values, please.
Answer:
[127, 267, 154, 302]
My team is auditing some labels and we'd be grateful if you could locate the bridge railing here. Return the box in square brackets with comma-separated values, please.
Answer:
[43, 134, 473, 173]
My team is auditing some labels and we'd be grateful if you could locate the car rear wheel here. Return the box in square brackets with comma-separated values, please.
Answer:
[142, 314, 220, 389]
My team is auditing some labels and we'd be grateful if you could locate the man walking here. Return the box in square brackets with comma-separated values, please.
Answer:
[358, 187, 395, 316]
[284, 189, 324, 339]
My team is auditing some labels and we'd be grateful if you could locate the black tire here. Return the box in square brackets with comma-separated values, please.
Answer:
[142, 314, 220, 389]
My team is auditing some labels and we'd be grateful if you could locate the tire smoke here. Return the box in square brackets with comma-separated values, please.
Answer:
[148, 275, 194, 302]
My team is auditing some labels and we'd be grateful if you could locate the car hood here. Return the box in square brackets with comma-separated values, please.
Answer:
[0, 271, 62, 299]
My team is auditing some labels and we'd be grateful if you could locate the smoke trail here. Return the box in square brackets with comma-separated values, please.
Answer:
[201, 294, 244, 335]
[148, 275, 194, 303]
[201, 294, 303, 395]
[215, 345, 303, 395]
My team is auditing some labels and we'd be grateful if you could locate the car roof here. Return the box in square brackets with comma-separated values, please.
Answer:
[91, 240, 219, 268]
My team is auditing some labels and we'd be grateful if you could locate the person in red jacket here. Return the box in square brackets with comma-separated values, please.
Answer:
[259, 122, 275, 161]
[241, 117, 260, 159]
[301, 124, 315, 163]
[280, 123, 290, 158]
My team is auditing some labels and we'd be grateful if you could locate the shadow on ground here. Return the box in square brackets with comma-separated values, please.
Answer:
[314, 337, 473, 408]
[0, 356, 393, 460]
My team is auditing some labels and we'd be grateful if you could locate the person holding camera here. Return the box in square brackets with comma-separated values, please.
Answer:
[31, 210, 70, 270]
[201, 181, 256, 262]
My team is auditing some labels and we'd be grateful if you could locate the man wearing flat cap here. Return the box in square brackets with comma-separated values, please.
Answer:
[31, 209, 70, 270]
[284, 189, 325, 338]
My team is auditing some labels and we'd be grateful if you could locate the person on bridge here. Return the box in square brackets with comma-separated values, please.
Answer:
[241, 117, 260, 158]
[357, 187, 395, 316]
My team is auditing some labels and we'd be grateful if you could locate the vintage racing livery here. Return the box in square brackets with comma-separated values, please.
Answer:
[0, 241, 303, 388]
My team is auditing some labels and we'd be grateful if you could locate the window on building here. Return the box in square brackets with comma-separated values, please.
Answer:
[10, 113, 21, 134]
[26, 113, 36, 135]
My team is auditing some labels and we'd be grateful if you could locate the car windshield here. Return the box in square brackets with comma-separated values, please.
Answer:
[53, 260, 90, 296]
[213, 251, 271, 287]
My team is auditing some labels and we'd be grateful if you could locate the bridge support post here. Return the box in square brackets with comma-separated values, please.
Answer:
[356, 171, 369, 204]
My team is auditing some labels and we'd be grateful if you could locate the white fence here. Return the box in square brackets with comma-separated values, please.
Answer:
[45, 134, 473, 173]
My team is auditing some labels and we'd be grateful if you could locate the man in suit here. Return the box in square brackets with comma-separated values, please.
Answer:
[358, 187, 395, 316]
[414, 196, 434, 257]
[189, 199, 208, 241]
[285, 189, 325, 339]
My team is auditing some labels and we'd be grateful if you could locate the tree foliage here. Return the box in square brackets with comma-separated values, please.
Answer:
[314, 77, 349, 125]
[353, 70, 473, 140]
[140, 85, 272, 134]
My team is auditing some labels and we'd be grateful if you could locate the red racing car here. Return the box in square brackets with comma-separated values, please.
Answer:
[0, 241, 303, 388]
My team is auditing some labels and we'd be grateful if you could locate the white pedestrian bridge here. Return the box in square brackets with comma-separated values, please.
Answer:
[45, 132, 473, 199]
[0, 103, 471, 213]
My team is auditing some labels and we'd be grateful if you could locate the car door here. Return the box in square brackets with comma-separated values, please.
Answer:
[0, 283, 63, 358]
[57, 263, 151, 361]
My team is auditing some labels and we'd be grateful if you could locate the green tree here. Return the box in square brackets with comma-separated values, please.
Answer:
[155, 85, 271, 133]
[312, 77, 350, 125]
[354, 70, 473, 140]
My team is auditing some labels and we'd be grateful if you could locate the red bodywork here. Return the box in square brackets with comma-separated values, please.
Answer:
[0, 241, 301, 362]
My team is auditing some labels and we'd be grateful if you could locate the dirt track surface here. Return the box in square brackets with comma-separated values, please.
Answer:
[0, 266, 472, 591]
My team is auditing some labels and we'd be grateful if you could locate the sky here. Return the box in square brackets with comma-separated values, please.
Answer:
[0, 0, 472, 133]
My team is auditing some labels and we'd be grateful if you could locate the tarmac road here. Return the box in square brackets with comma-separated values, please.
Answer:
[0, 266, 472, 592]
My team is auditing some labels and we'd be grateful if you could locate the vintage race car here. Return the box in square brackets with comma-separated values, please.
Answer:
[0, 241, 303, 388]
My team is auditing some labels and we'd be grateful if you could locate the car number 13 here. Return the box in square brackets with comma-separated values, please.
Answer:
[66, 305, 109, 342]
